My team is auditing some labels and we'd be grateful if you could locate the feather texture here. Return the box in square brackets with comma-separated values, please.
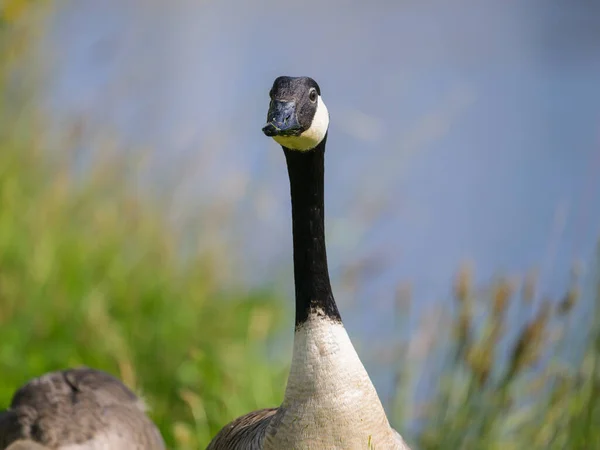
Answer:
[206, 408, 277, 450]
[0, 368, 165, 450]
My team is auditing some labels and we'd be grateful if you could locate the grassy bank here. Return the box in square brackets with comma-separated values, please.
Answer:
[0, 6, 287, 448]
[410, 264, 600, 449]
[0, 130, 288, 447]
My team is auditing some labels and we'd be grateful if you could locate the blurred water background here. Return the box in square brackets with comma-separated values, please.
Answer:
[2, 1, 600, 448]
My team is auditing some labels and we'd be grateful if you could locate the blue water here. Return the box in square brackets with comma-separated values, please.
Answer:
[43, 0, 600, 412]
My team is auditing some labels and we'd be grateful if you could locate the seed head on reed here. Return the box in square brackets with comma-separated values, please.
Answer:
[506, 300, 551, 381]
[492, 276, 514, 320]
[453, 262, 473, 304]
[557, 285, 579, 316]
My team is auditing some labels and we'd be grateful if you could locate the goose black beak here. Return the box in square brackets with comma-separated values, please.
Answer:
[262, 100, 302, 137]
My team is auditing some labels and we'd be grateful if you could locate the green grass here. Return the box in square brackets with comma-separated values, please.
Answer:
[1, 4, 600, 449]
[0, 9, 288, 447]
[407, 265, 600, 450]
[0, 112, 291, 448]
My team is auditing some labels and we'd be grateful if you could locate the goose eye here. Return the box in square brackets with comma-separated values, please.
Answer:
[309, 89, 317, 103]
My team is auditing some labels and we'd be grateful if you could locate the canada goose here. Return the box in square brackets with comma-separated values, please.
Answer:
[0, 367, 165, 450]
[207, 76, 410, 449]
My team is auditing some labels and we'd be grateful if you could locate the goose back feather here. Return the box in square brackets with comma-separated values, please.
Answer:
[206, 408, 277, 450]
[0, 368, 165, 450]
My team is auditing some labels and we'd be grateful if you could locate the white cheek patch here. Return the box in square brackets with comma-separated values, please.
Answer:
[273, 95, 329, 151]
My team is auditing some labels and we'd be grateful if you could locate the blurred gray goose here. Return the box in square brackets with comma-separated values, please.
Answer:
[206, 76, 411, 449]
[0, 367, 165, 450]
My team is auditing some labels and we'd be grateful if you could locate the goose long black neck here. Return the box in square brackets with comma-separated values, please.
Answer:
[283, 136, 342, 327]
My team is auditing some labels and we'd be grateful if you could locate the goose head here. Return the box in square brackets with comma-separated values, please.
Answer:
[262, 76, 329, 151]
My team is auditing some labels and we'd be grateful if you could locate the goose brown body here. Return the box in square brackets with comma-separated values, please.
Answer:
[0, 368, 165, 450]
